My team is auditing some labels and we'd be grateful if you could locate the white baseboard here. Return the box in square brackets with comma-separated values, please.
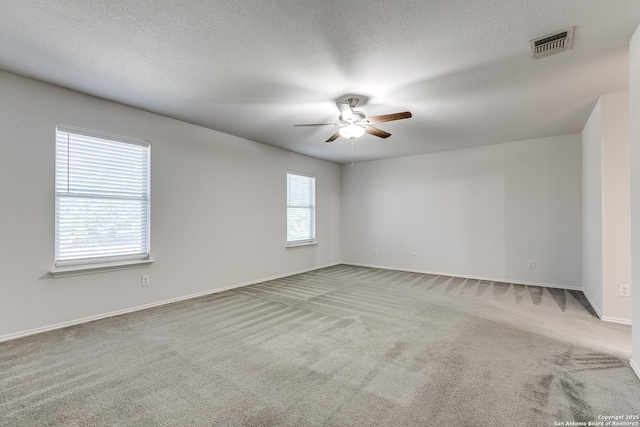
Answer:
[347, 262, 636, 325]
[0, 262, 340, 343]
[582, 288, 604, 319]
[342, 262, 583, 291]
[581, 289, 633, 325]
[1, 261, 631, 343]
[601, 316, 633, 325]
[345, 262, 634, 325]
[631, 359, 640, 381]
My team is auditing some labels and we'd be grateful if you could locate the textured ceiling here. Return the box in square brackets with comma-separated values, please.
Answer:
[0, 1, 638, 163]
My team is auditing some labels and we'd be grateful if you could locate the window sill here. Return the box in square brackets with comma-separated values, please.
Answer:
[286, 241, 317, 248]
[50, 259, 155, 278]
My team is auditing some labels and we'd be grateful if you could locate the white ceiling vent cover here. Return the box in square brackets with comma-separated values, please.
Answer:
[530, 27, 575, 59]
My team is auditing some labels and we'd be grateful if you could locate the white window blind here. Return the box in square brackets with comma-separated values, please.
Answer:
[55, 126, 150, 265]
[287, 171, 315, 244]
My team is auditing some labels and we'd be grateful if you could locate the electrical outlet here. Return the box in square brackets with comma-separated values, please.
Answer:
[373, 249, 378, 255]
[619, 284, 631, 297]
[141, 275, 150, 287]
[527, 260, 535, 269]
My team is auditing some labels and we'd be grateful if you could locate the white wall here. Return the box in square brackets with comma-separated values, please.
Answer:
[601, 92, 632, 323]
[341, 134, 582, 288]
[629, 25, 640, 379]
[582, 99, 604, 314]
[0, 70, 341, 340]
[581, 92, 632, 323]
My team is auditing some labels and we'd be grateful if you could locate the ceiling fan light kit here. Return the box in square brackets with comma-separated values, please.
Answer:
[339, 124, 365, 139]
[294, 97, 412, 143]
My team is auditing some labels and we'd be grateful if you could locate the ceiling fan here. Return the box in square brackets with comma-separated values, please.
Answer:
[294, 98, 412, 142]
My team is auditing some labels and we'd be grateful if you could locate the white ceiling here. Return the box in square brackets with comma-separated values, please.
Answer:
[1, 1, 638, 163]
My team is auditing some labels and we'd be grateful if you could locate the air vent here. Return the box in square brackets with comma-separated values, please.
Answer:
[530, 26, 575, 59]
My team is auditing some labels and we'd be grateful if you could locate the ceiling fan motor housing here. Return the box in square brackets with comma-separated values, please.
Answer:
[341, 110, 366, 123]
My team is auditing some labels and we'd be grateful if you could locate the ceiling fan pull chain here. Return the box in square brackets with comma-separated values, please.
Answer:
[351, 138, 355, 166]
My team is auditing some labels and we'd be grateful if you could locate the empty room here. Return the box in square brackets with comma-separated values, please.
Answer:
[1, 1, 640, 426]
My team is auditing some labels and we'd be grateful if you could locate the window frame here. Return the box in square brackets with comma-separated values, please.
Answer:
[51, 125, 152, 277]
[286, 170, 316, 247]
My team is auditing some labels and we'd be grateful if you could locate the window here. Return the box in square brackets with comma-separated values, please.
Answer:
[55, 125, 150, 267]
[287, 171, 315, 245]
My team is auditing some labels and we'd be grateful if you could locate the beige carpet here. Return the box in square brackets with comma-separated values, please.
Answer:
[1, 265, 638, 426]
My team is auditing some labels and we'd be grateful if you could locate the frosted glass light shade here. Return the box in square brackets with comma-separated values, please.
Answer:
[339, 124, 365, 139]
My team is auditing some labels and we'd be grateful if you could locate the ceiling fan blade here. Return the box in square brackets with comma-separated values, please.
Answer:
[364, 126, 391, 139]
[326, 131, 341, 142]
[293, 123, 338, 127]
[336, 102, 354, 121]
[365, 111, 412, 124]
